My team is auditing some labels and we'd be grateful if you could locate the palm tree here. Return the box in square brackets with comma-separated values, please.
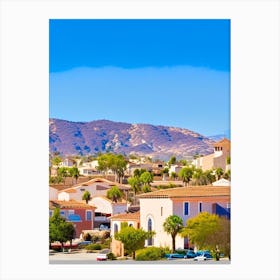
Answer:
[192, 168, 203, 185]
[107, 186, 123, 203]
[69, 167, 80, 185]
[127, 176, 141, 205]
[215, 168, 224, 180]
[57, 167, 69, 185]
[178, 167, 193, 186]
[82, 191, 91, 204]
[163, 215, 184, 252]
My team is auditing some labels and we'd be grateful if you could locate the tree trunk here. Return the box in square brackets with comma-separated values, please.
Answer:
[172, 236, 176, 253]
[132, 251, 135, 259]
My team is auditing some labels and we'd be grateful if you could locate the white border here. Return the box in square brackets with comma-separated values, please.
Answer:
[0, 0, 279, 279]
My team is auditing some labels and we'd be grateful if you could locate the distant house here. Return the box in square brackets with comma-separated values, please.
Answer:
[78, 160, 99, 176]
[138, 186, 230, 250]
[88, 196, 128, 229]
[125, 162, 153, 176]
[168, 164, 182, 177]
[59, 158, 76, 168]
[49, 200, 96, 237]
[193, 138, 230, 171]
[57, 177, 130, 201]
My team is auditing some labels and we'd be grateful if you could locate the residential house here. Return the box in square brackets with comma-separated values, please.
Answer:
[109, 211, 140, 257]
[57, 177, 130, 201]
[88, 196, 128, 229]
[78, 160, 99, 176]
[138, 186, 230, 250]
[59, 158, 76, 168]
[168, 164, 183, 177]
[193, 138, 231, 171]
[49, 200, 96, 237]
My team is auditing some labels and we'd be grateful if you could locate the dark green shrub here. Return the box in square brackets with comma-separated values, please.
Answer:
[135, 247, 167, 261]
[107, 252, 117, 260]
[85, 243, 102, 250]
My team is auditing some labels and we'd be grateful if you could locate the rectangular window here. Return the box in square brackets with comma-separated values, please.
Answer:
[49, 210, 53, 217]
[60, 211, 65, 217]
[68, 210, 74, 215]
[198, 202, 202, 213]
[184, 202, 189, 216]
[86, 210, 92, 221]
[160, 207, 163, 216]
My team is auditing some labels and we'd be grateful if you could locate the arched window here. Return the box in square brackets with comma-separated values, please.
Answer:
[147, 218, 153, 246]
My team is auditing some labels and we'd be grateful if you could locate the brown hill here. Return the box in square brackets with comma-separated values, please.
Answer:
[49, 118, 214, 160]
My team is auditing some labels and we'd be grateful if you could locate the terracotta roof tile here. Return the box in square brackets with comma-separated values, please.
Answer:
[49, 200, 96, 210]
[138, 186, 230, 199]
[110, 211, 140, 221]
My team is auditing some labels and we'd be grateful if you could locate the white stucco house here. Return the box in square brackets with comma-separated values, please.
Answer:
[88, 196, 128, 228]
[138, 186, 230, 250]
[57, 177, 130, 201]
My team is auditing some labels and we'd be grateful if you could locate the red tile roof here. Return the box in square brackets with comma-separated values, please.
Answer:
[49, 200, 96, 209]
[110, 211, 140, 221]
[138, 186, 230, 199]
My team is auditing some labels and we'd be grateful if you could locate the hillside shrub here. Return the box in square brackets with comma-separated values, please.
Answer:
[135, 247, 169, 261]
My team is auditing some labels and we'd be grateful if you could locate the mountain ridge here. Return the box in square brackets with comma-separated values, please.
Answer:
[49, 118, 216, 160]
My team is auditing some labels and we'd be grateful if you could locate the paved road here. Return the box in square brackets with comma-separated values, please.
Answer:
[49, 251, 230, 265]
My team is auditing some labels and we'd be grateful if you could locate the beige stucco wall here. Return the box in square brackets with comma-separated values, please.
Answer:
[49, 187, 58, 200]
[140, 198, 178, 249]
[140, 196, 230, 250]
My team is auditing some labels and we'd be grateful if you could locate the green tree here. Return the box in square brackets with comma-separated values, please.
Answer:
[179, 159, 188, 166]
[168, 156, 177, 167]
[111, 154, 127, 183]
[115, 226, 154, 259]
[51, 156, 62, 167]
[82, 191, 91, 204]
[57, 167, 69, 185]
[69, 167, 80, 185]
[127, 176, 141, 204]
[181, 212, 230, 257]
[49, 208, 76, 251]
[142, 185, 151, 193]
[107, 186, 123, 203]
[223, 169, 231, 180]
[192, 168, 203, 185]
[163, 215, 184, 252]
[140, 171, 153, 186]
[97, 153, 127, 182]
[203, 170, 216, 185]
[215, 168, 224, 180]
[170, 172, 178, 180]
[226, 156, 231, 165]
[178, 167, 193, 186]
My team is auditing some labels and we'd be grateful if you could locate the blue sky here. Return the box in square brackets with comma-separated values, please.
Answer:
[49, 19, 230, 137]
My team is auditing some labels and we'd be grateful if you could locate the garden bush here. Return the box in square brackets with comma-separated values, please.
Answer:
[85, 243, 102, 250]
[135, 247, 168, 261]
[107, 252, 117, 260]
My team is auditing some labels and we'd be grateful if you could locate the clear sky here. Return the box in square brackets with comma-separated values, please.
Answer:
[49, 19, 230, 137]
